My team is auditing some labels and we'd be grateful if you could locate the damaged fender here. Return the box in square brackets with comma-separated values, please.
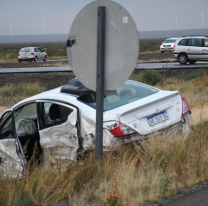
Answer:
[39, 110, 79, 165]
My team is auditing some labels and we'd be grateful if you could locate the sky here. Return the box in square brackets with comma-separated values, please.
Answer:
[0, 0, 207, 36]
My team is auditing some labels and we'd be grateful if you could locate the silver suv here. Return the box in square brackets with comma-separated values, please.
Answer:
[18, 47, 47, 63]
[160, 38, 178, 53]
[173, 36, 208, 64]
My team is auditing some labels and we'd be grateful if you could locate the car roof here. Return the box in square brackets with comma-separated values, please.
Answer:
[165, 38, 178, 40]
[179, 36, 208, 39]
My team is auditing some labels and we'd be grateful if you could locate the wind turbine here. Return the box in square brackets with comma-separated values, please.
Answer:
[8, 19, 12, 36]
[200, 11, 204, 29]
[173, 17, 178, 30]
[43, 21, 46, 35]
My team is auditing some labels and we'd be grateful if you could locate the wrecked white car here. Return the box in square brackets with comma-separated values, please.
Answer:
[0, 79, 191, 177]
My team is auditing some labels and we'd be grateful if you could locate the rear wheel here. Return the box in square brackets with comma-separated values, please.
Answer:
[178, 53, 188, 64]
[189, 60, 196, 64]
[34, 56, 38, 62]
[43, 56, 47, 61]
[161, 51, 164, 53]
[18, 60, 22, 63]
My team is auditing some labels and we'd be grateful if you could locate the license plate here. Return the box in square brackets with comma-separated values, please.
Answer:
[147, 111, 170, 126]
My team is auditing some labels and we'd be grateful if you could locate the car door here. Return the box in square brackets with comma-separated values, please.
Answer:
[37, 48, 44, 60]
[202, 39, 208, 60]
[188, 38, 203, 60]
[36, 100, 80, 167]
[0, 109, 26, 178]
[34, 47, 39, 59]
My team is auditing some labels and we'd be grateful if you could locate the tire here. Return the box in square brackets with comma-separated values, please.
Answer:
[34, 56, 38, 62]
[178, 53, 188, 64]
[189, 60, 196, 64]
[18, 60, 22, 63]
[161, 51, 164, 53]
[43, 56, 47, 61]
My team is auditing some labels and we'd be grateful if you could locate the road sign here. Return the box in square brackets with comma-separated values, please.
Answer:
[67, 0, 139, 91]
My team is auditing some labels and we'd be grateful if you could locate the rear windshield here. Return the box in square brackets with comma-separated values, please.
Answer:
[78, 81, 159, 111]
[20, 48, 32, 52]
[164, 39, 176, 43]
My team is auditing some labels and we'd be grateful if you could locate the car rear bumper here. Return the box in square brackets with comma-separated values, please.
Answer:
[107, 112, 191, 149]
[18, 55, 35, 60]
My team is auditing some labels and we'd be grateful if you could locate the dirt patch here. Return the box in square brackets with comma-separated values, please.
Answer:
[0, 60, 69, 68]
[0, 53, 174, 68]
[139, 52, 173, 62]
[0, 72, 75, 90]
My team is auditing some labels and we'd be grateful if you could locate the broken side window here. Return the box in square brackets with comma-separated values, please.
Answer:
[42, 102, 73, 128]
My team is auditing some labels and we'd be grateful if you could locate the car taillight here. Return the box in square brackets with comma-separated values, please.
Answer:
[18, 53, 20, 56]
[181, 96, 190, 115]
[173, 45, 175, 51]
[110, 122, 136, 137]
[31, 52, 34, 55]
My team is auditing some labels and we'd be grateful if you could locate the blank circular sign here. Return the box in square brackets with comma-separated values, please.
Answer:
[67, 0, 139, 91]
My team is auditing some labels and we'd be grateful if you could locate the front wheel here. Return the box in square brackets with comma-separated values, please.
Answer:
[178, 54, 188, 64]
[43, 56, 47, 61]
[18, 60, 22, 63]
[189, 60, 196, 64]
[161, 51, 164, 53]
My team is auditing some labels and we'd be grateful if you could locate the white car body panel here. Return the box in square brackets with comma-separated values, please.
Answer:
[0, 139, 24, 178]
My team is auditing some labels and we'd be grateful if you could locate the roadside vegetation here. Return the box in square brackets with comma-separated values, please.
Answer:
[0, 39, 169, 63]
[0, 72, 208, 206]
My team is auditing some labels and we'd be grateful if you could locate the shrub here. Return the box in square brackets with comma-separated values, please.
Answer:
[140, 70, 163, 85]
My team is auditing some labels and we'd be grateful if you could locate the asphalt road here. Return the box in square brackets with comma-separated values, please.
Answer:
[136, 62, 208, 69]
[0, 66, 72, 73]
[0, 62, 208, 73]
[166, 187, 208, 206]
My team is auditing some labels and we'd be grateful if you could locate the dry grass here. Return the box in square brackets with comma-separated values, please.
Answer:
[1, 123, 208, 206]
[137, 58, 176, 63]
[0, 82, 46, 107]
[191, 105, 208, 125]
[0, 76, 208, 205]
[156, 75, 208, 108]
[0, 106, 8, 115]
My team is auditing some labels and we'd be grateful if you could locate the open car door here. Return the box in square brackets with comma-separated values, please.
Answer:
[0, 109, 26, 178]
[37, 100, 80, 167]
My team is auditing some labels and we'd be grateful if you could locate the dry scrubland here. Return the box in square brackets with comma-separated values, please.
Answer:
[0, 71, 208, 206]
[0, 39, 169, 63]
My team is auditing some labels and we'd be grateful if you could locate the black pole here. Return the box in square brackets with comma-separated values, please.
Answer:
[95, 6, 105, 161]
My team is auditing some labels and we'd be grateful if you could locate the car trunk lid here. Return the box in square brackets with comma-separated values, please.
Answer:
[105, 90, 182, 135]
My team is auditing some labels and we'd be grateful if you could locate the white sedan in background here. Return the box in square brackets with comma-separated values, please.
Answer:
[0, 79, 191, 177]
[160, 38, 178, 53]
[18, 47, 47, 62]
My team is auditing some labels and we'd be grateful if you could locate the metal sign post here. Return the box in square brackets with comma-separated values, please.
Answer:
[67, 0, 139, 162]
[95, 7, 105, 161]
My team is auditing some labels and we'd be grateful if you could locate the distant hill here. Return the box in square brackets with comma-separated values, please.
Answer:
[139, 28, 208, 39]
[0, 28, 208, 43]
